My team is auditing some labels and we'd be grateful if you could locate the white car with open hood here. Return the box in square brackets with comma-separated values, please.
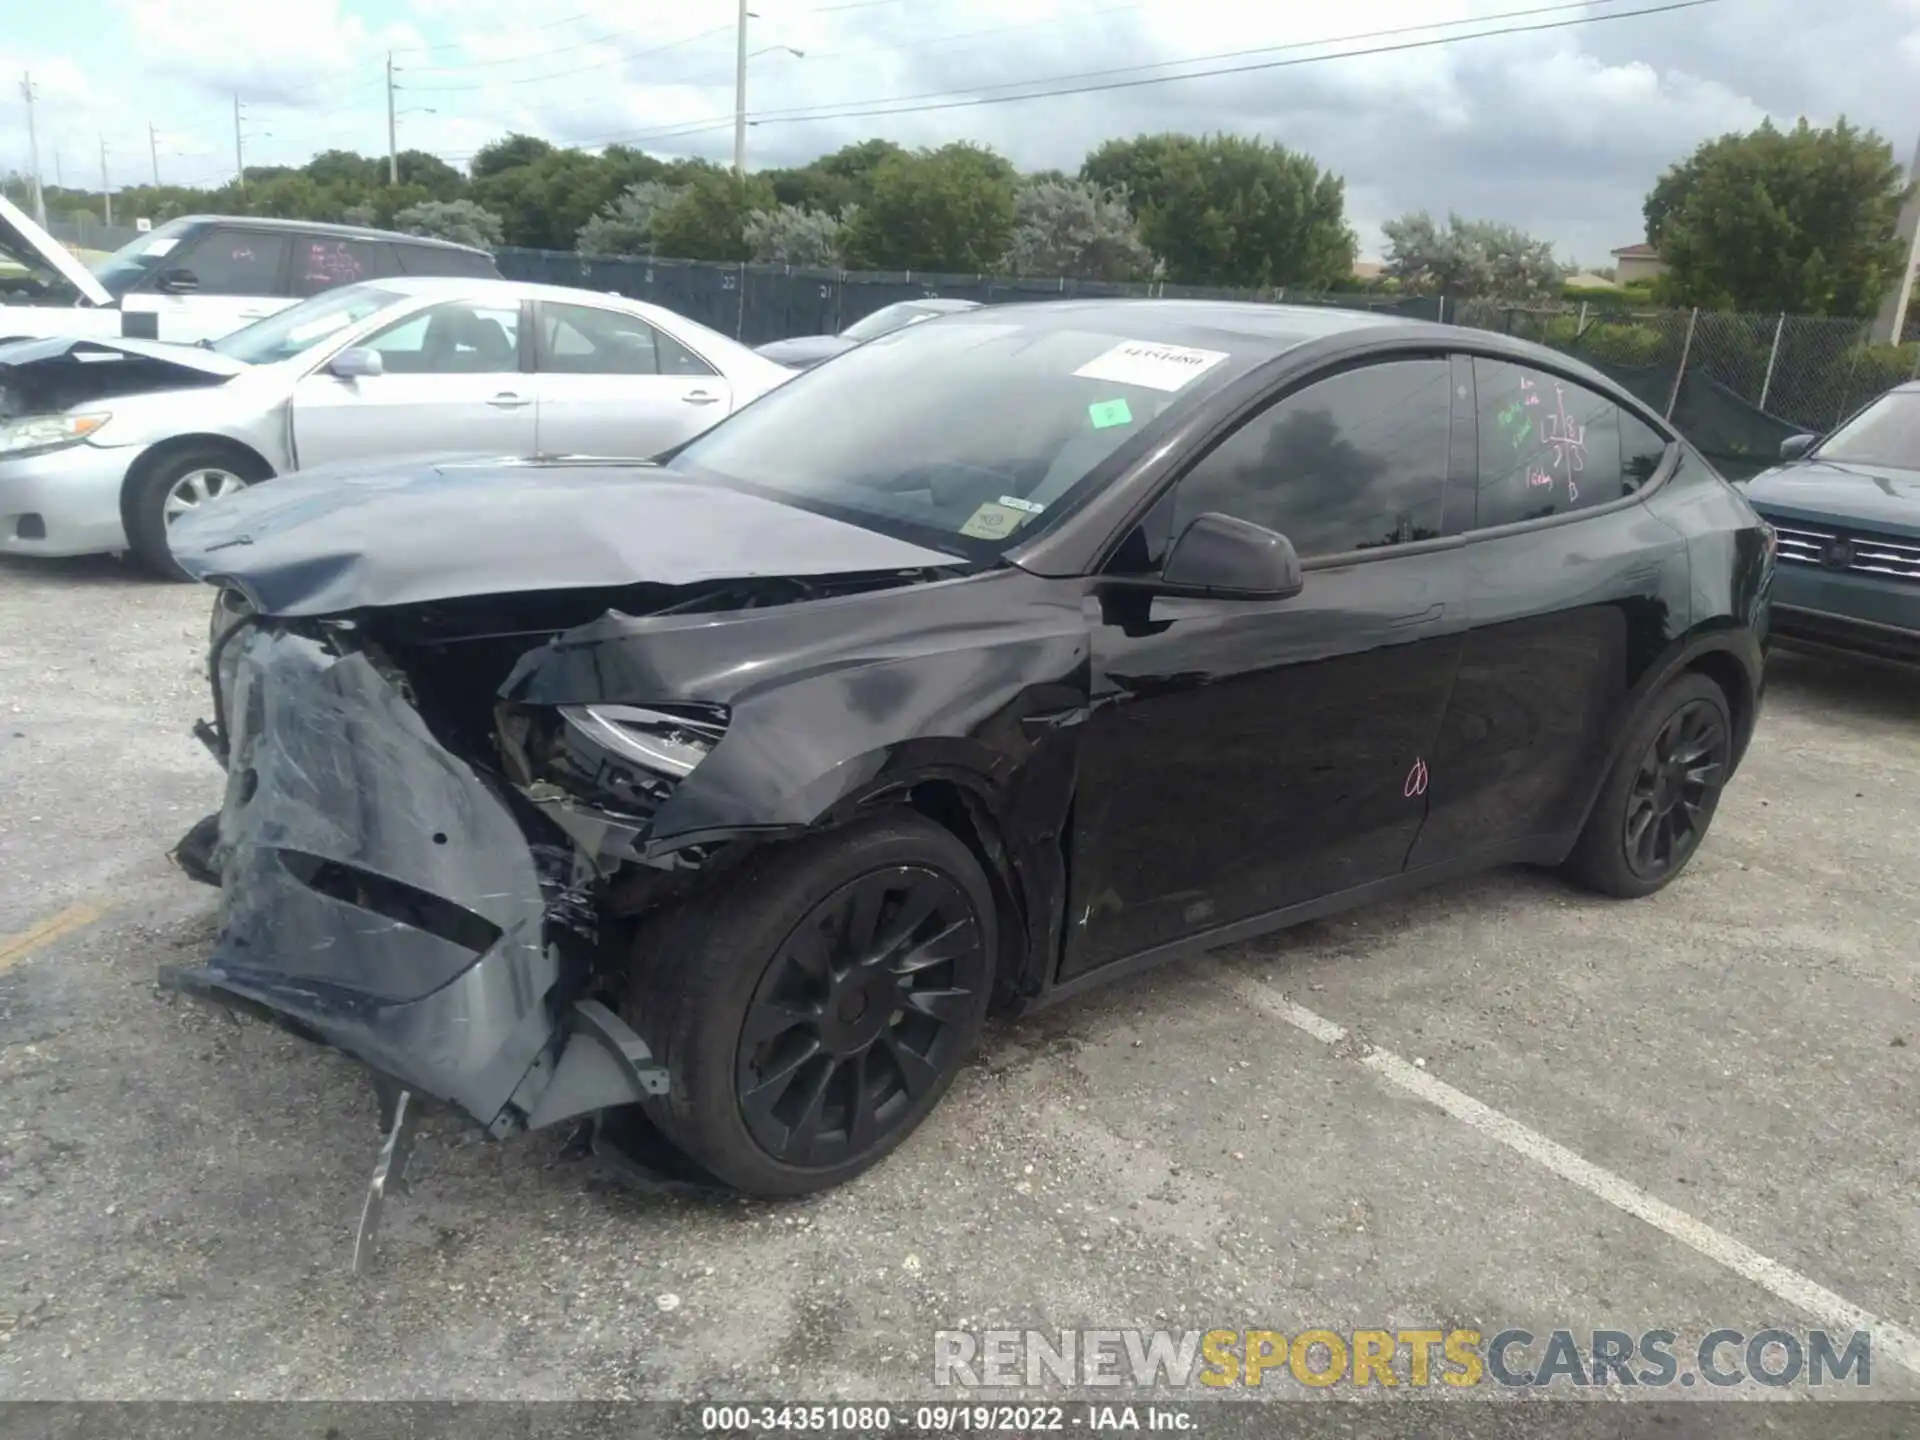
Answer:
[0, 193, 498, 346]
[0, 276, 794, 579]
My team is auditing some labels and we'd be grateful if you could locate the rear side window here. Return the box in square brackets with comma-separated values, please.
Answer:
[1471, 359, 1658, 528]
[1172, 358, 1452, 558]
[397, 245, 497, 278]
[175, 229, 288, 296]
[536, 302, 717, 377]
[290, 237, 397, 297]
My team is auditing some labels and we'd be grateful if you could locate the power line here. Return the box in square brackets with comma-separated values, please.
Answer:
[569, 0, 1716, 152]
[400, 25, 733, 92]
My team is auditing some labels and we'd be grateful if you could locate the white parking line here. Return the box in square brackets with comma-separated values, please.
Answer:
[1225, 972, 1920, 1378]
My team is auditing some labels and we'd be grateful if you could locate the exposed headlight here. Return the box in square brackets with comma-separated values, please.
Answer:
[0, 412, 112, 459]
[498, 701, 729, 820]
[559, 704, 723, 777]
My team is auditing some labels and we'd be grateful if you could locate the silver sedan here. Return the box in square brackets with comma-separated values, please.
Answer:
[0, 276, 794, 579]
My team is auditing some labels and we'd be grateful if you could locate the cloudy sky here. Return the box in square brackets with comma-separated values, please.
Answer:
[5, 0, 1918, 264]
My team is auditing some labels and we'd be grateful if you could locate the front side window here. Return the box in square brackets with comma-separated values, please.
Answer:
[1171, 359, 1452, 558]
[364, 301, 521, 374]
[536, 302, 716, 376]
[175, 229, 289, 296]
[211, 283, 402, 365]
[1471, 359, 1657, 527]
[1817, 389, 1920, 470]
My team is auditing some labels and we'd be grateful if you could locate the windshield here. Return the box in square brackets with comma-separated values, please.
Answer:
[668, 315, 1259, 559]
[212, 284, 403, 365]
[90, 218, 198, 299]
[840, 302, 955, 343]
[1819, 390, 1920, 470]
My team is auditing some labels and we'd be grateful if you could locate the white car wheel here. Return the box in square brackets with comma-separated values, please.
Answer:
[163, 467, 250, 525]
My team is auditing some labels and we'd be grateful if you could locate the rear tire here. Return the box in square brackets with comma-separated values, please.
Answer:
[624, 812, 997, 1197]
[127, 445, 269, 582]
[1564, 672, 1732, 898]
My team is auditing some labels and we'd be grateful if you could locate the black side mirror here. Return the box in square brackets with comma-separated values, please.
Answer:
[1158, 512, 1304, 600]
[157, 267, 200, 294]
[1779, 433, 1818, 463]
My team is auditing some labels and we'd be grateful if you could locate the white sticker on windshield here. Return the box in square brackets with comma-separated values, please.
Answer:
[143, 237, 179, 257]
[1073, 339, 1228, 393]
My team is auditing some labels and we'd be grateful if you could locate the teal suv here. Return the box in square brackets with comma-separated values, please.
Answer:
[1743, 381, 1920, 666]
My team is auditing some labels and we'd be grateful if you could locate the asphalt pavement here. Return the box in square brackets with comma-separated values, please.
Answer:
[1, 552, 1916, 1416]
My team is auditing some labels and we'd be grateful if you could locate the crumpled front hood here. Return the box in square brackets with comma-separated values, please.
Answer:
[167, 457, 962, 616]
[0, 332, 250, 379]
[1744, 459, 1920, 538]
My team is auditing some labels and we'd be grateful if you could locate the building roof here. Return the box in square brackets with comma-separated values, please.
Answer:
[1611, 243, 1661, 259]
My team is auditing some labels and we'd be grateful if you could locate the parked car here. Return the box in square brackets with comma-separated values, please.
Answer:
[0, 276, 792, 579]
[1741, 381, 1920, 666]
[754, 297, 980, 369]
[0, 195, 498, 346]
[163, 299, 1770, 1229]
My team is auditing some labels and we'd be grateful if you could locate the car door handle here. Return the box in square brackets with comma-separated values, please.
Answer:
[488, 392, 531, 408]
[682, 390, 722, 406]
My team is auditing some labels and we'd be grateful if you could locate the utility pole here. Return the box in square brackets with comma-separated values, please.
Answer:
[233, 95, 245, 190]
[100, 138, 112, 226]
[386, 52, 399, 184]
[149, 121, 160, 186]
[733, 0, 748, 177]
[20, 72, 46, 225]
[1871, 128, 1920, 345]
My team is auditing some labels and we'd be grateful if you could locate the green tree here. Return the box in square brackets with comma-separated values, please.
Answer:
[1381, 211, 1564, 302]
[393, 198, 504, 250]
[1080, 133, 1355, 288]
[576, 180, 680, 255]
[744, 203, 845, 266]
[1646, 117, 1911, 316]
[1004, 177, 1154, 280]
[650, 171, 774, 262]
[395, 150, 467, 199]
[839, 143, 1017, 272]
[470, 133, 556, 181]
[473, 149, 635, 249]
[768, 139, 909, 215]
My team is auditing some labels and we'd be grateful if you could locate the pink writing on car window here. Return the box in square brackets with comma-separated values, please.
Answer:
[1539, 381, 1586, 502]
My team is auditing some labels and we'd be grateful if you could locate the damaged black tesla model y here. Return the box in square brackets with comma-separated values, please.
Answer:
[164, 299, 1772, 1208]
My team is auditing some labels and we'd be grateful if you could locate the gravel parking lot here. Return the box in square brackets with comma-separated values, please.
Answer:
[1, 553, 1917, 1412]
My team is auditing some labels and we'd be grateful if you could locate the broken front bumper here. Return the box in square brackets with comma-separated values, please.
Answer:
[165, 621, 666, 1141]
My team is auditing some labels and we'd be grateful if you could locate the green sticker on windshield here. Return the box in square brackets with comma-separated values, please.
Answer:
[958, 501, 1028, 540]
[1088, 397, 1133, 429]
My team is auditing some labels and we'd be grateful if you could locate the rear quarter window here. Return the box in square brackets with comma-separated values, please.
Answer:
[396, 246, 499, 279]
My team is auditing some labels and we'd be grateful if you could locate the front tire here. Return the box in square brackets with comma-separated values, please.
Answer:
[624, 812, 997, 1196]
[128, 445, 268, 582]
[1564, 672, 1732, 898]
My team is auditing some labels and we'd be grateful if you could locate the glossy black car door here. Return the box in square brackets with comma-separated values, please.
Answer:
[1061, 357, 1468, 981]
[1407, 354, 1691, 867]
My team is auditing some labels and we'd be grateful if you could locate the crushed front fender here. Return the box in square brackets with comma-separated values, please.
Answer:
[166, 622, 582, 1134]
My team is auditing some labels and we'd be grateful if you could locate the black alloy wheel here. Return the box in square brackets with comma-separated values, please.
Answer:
[735, 866, 986, 1167]
[1623, 698, 1728, 881]
[624, 810, 997, 1196]
[1564, 671, 1734, 899]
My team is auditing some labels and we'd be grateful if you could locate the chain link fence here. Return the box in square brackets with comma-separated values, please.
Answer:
[495, 248, 1918, 479]
[1450, 298, 1920, 478]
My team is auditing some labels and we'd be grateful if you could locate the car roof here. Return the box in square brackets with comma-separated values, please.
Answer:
[950, 297, 1647, 412]
[165, 214, 488, 255]
[371, 275, 672, 306]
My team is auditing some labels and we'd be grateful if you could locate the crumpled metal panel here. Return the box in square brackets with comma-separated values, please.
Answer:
[196, 625, 558, 1124]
